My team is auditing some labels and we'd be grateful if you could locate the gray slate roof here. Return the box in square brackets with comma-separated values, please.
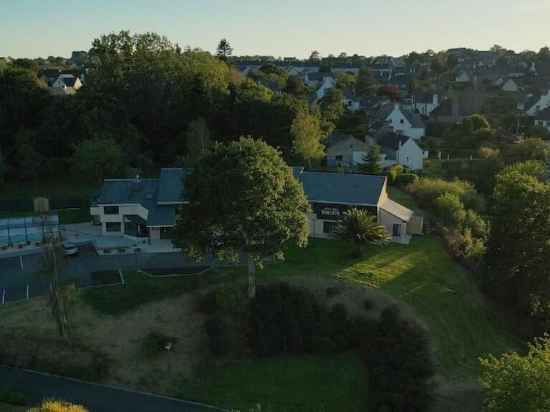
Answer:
[376, 104, 425, 129]
[295, 170, 386, 206]
[92, 168, 186, 227]
[158, 168, 185, 203]
[377, 131, 410, 151]
[535, 107, 550, 121]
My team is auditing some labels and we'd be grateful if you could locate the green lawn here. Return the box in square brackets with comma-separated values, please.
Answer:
[81, 270, 226, 316]
[181, 353, 367, 412]
[252, 235, 520, 380]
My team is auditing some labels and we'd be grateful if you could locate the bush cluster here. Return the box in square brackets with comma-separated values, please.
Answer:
[408, 177, 488, 267]
[204, 282, 435, 411]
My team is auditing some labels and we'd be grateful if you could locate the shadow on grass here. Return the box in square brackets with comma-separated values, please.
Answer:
[253, 236, 521, 380]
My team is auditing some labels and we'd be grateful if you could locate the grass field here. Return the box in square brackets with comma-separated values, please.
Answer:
[250, 236, 520, 380]
[81, 270, 226, 316]
[181, 353, 367, 412]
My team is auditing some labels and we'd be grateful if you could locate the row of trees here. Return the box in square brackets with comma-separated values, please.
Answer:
[0, 31, 333, 185]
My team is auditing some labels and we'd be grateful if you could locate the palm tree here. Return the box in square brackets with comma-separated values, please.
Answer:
[336, 208, 390, 257]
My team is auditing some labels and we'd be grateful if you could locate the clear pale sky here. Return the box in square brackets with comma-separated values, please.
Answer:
[2, 0, 549, 58]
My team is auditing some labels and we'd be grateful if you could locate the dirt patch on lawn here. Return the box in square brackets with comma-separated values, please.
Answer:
[0, 292, 207, 396]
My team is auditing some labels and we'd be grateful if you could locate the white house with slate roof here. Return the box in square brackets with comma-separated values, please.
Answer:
[51, 74, 82, 95]
[521, 90, 550, 116]
[376, 131, 426, 171]
[380, 103, 425, 140]
[293, 169, 422, 244]
[90, 168, 186, 240]
[534, 108, 550, 133]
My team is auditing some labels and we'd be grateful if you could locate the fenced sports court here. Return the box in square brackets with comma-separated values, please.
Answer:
[0, 215, 60, 248]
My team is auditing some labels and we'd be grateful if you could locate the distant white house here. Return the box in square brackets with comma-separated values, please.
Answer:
[410, 94, 440, 116]
[534, 108, 550, 133]
[521, 90, 550, 116]
[343, 90, 361, 112]
[51, 74, 82, 95]
[381, 103, 426, 140]
[326, 134, 369, 167]
[455, 71, 471, 83]
[501, 78, 520, 92]
[375, 132, 427, 171]
[314, 76, 337, 101]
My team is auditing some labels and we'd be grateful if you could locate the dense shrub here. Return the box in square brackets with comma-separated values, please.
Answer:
[464, 209, 488, 239]
[433, 193, 466, 228]
[205, 282, 436, 411]
[250, 283, 323, 356]
[325, 286, 342, 298]
[197, 291, 219, 314]
[407, 177, 475, 209]
[361, 305, 435, 412]
[386, 164, 404, 185]
[205, 316, 230, 356]
[395, 172, 418, 187]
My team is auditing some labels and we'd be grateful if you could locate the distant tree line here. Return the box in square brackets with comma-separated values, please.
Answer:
[0, 31, 331, 185]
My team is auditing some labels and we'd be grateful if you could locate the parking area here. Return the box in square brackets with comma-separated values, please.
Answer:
[0, 246, 208, 304]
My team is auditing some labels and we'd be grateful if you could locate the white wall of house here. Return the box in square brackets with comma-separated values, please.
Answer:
[456, 71, 471, 82]
[351, 151, 367, 165]
[502, 79, 519, 92]
[535, 119, 550, 132]
[149, 228, 161, 240]
[386, 106, 425, 140]
[90, 203, 149, 236]
[378, 207, 408, 243]
[315, 77, 336, 101]
[344, 97, 361, 112]
[526, 91, 550, 116]
[414, 95, 439, 116]
[396, 139, 424, 170]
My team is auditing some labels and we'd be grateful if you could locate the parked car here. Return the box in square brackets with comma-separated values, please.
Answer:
[63, 242, 79, 256]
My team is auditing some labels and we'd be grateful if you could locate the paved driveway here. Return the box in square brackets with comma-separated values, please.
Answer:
[0, 366, 224, 412]
[0, 249, 201, 303]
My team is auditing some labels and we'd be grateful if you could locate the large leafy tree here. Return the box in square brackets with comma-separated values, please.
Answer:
[336, 208, 389, 257]
[216, 38, 233, 61]
[85, 31, 231, 164]
[484, 162, 550, 319]
[72, 136, 126, 183]
[184, 117, 211, 167]
[360, 144, 382, 174]
[290, 109, 325, 167]
[174, 137, 310, 297]
[0, 66, 50, 156]
[480, 336, 550, 412]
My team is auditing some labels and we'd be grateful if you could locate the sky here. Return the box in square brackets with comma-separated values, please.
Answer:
[2, 0, 550, 59]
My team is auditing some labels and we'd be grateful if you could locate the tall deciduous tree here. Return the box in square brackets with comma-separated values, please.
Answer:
[480, 336, 550, 412]
[72, 137, 126, 183]
[216, 38, 233, 61]
[184, 117, 211, 166]
[40, 237, 72, 341]
[290, 110, 325, 167]
[174, 137, 310, 298]
[360, 144, 382, 174]
[484, 162, 550, 319]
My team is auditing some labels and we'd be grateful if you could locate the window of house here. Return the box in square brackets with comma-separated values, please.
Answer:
[392, 224, 401, 237]
[105, 222, 122, 232]
[400, 119, 405, 124]
[104, 206, 119, 215]
[335, 155, 343, 161]
[323, 221, 338, 234]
